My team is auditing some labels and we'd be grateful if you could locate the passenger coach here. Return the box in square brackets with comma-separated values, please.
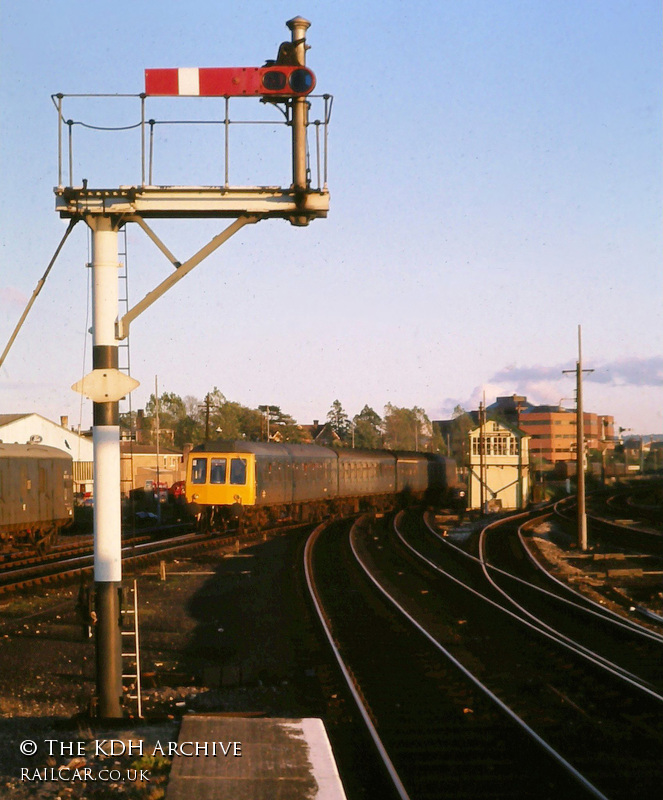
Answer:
[185, 440, 459, 532]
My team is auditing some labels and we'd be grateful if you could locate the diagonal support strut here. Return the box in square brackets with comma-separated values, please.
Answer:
[115, 214, 261, 340]
[0, 219, 78, 371]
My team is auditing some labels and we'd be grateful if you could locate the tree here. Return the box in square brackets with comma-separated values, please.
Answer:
[143, 391, 187, 446]
[383, 404, 432, 451]
[258, 405, 304, 442]
[352, 405, 383, 449]
[428, 424, 448, 455]
[119, 409, 138, 441]
[449, 405, 474, 466]
[327, 399, 350, 441]
[236, 406, 264, 441]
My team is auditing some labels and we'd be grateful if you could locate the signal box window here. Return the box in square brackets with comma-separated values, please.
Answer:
[230, 458, 247, 485]
[210, 458, 227, 484]
[191, 458, 207, 484]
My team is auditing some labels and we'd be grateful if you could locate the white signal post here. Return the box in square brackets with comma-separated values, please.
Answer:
[84, 216, 124, 718]
[60, 17, 329, 718]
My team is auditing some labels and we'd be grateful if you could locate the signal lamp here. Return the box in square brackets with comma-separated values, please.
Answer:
[288, 68, 314, 94]
[261, 70, 287, 92]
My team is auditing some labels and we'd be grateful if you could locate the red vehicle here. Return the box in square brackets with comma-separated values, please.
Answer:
[169, 480, 186, 502]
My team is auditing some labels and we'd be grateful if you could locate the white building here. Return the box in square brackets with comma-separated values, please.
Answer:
[0, 413, 94, 494]
[468, 421, 530, 511]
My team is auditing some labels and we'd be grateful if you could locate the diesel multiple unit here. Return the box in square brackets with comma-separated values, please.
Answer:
[186, 440, 459, 530]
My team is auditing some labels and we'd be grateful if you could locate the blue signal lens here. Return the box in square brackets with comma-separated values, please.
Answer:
[288, 69, 314, 94]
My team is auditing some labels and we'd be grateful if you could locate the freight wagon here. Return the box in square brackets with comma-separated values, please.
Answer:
[0, 443, 74, 548]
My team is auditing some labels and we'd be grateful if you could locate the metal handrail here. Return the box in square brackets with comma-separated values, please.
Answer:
[51, 92, 332, 192]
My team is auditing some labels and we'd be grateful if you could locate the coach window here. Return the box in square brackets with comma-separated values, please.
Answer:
[230, 458, 247, 485]
[210, 458, 227, 484]
[191, 458, 207, 484]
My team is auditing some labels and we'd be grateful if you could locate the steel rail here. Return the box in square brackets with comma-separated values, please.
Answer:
[304, 519, 411, 800]
[436, 509, 663, 645]
[514, 514, 663, 642]
[355, 513, 608, 800]
[0, 520, 310, 594]
[0, 530, 204, 590]
[473, 515, 663, 698]
[416, 512, 658, 691]
[425, 510, 663, 644]
[402, 511, 663, 698]
[557, 494, 663, 553]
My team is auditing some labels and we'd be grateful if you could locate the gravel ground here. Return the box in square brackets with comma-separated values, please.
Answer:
[0, 529, 323, 799]
[522, 519, 663, 621]
[6, 514, 659, 799]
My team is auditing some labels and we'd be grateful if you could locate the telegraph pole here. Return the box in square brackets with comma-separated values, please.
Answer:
[199, 394, 213, 442]
[261, 406, 271, 441]
[479, 399, 486, 514]
[563, 326, 593, 551]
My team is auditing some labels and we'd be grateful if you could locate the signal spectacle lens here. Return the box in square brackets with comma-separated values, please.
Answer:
[289, 69, 314, 94]
[262, 70, 287, 91]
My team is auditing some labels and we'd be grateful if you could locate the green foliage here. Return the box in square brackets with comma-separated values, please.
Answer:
[352, 405, 383, 449]
[449, 405, 474, 466]
[259, 404, 304, 442]
[383, 404, 432, 451]
[138, 388, 287, 447]
[327, 399, 350, 440]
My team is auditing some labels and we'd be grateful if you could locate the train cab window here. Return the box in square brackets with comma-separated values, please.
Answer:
[191, 458, 207, 484]
[230, 458, 247, 485]
[210, 458, 227, 484]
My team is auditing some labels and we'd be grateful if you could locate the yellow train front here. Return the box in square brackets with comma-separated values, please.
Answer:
[185, 441, 340, 531]
[185, 440, 459, 532]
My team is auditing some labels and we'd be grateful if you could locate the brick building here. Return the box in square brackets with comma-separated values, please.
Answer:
[515, 405, 614, 464]
[435, 395, 615, 467]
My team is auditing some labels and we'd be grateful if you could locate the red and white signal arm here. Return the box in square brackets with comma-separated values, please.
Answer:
[145, 66, 316, 97]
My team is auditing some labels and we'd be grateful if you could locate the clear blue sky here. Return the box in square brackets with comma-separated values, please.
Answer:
[1, 1, 661, 434]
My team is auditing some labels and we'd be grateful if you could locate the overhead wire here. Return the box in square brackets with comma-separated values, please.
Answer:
[0, 219, 78, 372]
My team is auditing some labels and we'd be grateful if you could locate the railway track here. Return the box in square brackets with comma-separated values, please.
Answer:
[556, 494, 663, 555]
[0, 532, 156, 572]
[395, 509, 663, 798]
[604, 483, 663, 528]
[0, 522, 303, 593]
[306, 516, 607, 799]
[476, 513, 663, 692]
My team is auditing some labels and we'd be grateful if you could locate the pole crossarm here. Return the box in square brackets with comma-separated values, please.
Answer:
[115, 214, 260, 340]
[54, 186, 329, 223]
